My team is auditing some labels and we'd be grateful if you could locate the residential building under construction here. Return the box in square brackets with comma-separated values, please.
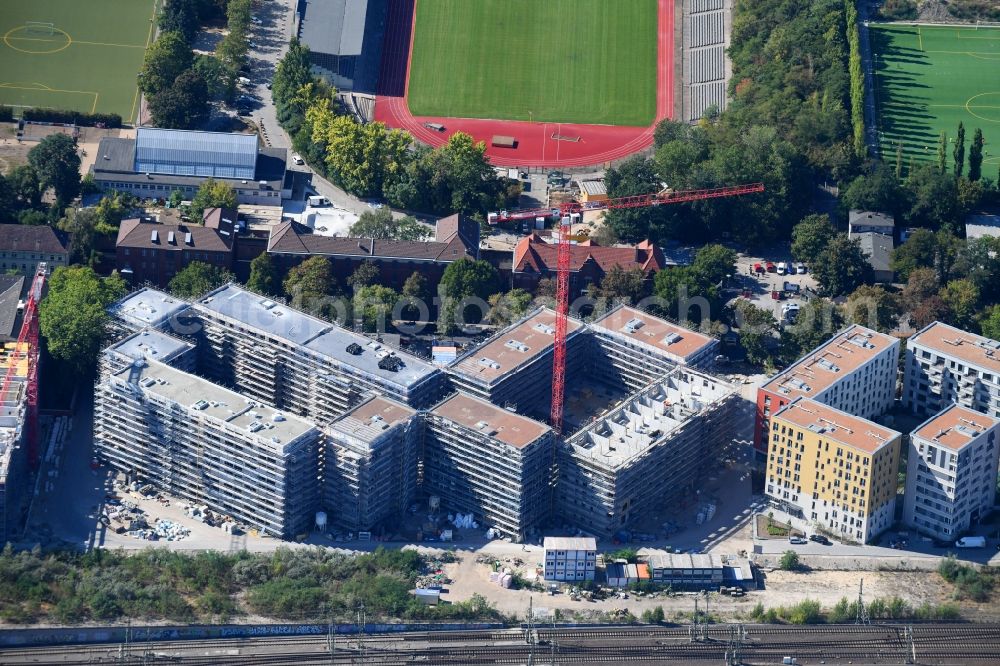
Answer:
[324, 396, 420, 533]
[556, 368, 739, 538]
[191, 284, 445, 424]
[0, 343, 30, 544]
[95, 358, 321, 538]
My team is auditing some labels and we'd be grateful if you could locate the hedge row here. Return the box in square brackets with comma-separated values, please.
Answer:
[845, 1, 866, 159]
[0, 106, 13, 122]
[21, 108, 123, 128]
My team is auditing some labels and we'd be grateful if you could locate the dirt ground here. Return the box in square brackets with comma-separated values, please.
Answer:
[437, 550, 955, 621]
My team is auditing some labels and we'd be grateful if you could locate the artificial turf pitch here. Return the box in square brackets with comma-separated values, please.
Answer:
[406, 0, 658, 127]
[0, 0, 158, 120]
[871, 24, 1000, 167]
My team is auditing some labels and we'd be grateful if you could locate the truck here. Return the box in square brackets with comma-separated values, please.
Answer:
[308, 195, 331, 207]
[955, 536, 986, 548]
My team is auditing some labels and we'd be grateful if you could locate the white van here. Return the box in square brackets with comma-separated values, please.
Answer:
[308, 195, 331, 207]
[955, 536, 986, 548]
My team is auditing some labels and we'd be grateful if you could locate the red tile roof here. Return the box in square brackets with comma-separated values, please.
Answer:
[116, 219, 234, 252]
[512, 234, 665, 275]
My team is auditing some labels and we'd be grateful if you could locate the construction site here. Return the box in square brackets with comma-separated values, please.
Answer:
[91, 280, 747, 542]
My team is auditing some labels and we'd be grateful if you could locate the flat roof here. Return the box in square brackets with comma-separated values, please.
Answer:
[909, 321, 1000, 375]
[197, 285, 438, 388]
[762, 325, 897, 401]
[543, 536, 596, 551]
[328, 396, 416, 444]
[449, 308, 583, 384]
[429, 393, 550, 449]
[965, 213, 1000, 241]
[113, 359, 315, 451]
[912, 404, 1000, 451]
[110, 288, 191, 330]
[772, 398, 900, 454]
[591, 305, 717, 363]
[106, 329, 193, 364]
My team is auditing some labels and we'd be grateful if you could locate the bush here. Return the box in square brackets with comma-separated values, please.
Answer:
[779, 550, 801, 571]
[786, 599, 823, 625]
[21, 108, 122, 128]
[937, 556, 994, 602]
[0, 106, 13, 122]
[641, 606, 665, 624]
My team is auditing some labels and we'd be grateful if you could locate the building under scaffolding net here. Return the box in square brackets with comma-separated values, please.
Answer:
[0, 342, 30, 544]
[557, 368, 739, 538]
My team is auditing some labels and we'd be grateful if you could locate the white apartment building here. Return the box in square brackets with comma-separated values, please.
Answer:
[903, 321, 1000, 419]
[903, 404, 1000, 540]
[755, 325, 899, 455]
[543, 536, 597, 582]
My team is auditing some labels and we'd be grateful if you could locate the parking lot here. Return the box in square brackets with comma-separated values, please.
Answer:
[730, 250, 820, 324]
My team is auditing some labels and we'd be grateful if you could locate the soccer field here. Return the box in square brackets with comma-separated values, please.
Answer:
[406, 0, 658, 126]
[871, 24, 1000, 167]
[0, 0, 158, 121]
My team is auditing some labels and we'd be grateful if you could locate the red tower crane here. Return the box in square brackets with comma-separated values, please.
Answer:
[537, 183, 766, 434]
[0, 263, 48, 468]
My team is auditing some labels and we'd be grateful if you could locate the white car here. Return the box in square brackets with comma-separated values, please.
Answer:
[292, 154, 304, 165]
[796, 263, 807, 274]
[776, 261, 787, 275]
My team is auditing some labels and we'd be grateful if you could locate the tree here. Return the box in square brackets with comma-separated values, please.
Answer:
[401, 272, 430, 321]
[311, 113, 411, 198]
[962, 237, 1000, 304]
[901, 267, 939, 312]
[273, 39, 313, 123]
[246, 253, 279, 296]
[953, 122, 966, 178]
[937, 131, 947, 173]
[486, 289, 533, 328]
[691, 244, 737, 285]
[283, 256, 334, 312]
[843, 285, 901, 333]
[733, 300, 777, 367]
[890, 228, 936, 281]
[813, 235, 869, 297]
[168, 261, 234, 298]
[603, 156, 674, 243]
[791, 214, 837, 264]
[149, 69, 209, 129]
[139, 32, 194, 96]
[912, 295, 949, 329]
[347, 261, 380, 289]
[8, 165, 41, 210]
[653, 267, 719, 326]
[190, 179, 237, 221]
[981, 305, 1000, 342]
[27, 134, 80, 206]
[347, 208, 430, 241]
[39, 266, 128, 375]
[56, 208, 98, 265]
[437, 259, 501, 332]
[968, 128, 984, 182]
[905, 165, 963, 232]
[939, 279, 980, 330]
[594, 266, 648, 304]
[841, 164, 906, 218]
[353, 284, 398, 333]
[193, 54, 233, 101]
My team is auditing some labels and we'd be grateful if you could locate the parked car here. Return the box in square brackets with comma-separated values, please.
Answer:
[796, 262, 807, 274]
[292, 154, 304, 165]
[809, 534, 831, 545]
[776, 262, 787, 275]
[753, 262, 764, 274]
[788, 535, 807, 545]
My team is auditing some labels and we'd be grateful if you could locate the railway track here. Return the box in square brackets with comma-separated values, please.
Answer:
[6, 623, 1000, 665]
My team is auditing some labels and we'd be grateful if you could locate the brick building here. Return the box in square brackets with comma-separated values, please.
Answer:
[0, 224, 70, 276]
[512, 234, 665, 298]
[116, 217, 235, 287]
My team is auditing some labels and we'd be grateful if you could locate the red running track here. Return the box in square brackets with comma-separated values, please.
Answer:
[374, 0, 673, 168]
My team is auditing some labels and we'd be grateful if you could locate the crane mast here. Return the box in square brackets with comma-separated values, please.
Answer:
[544, 183, 764, 434]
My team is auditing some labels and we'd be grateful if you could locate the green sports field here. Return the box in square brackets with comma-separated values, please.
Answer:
[406, 0, 658, 126]
[871, 24, 1000, 168]
[0, 0, 159, 121]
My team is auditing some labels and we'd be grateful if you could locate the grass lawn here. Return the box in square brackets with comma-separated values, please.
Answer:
[0, 0, 159, 120]
[871, 24, 1000, 170]
[406, 0, 658, 126]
